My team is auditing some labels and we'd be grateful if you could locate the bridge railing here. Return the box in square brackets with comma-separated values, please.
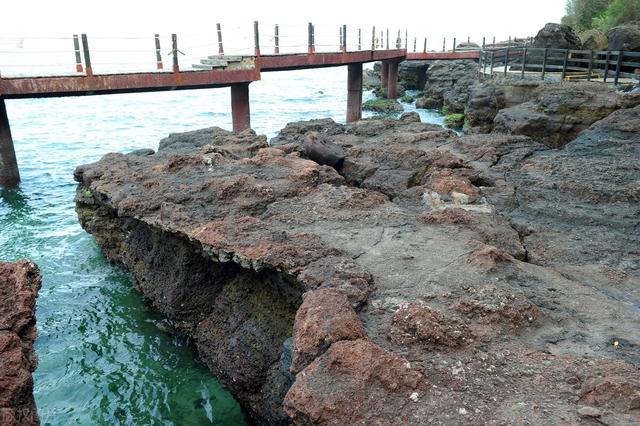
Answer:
[480, 47, 640, 84]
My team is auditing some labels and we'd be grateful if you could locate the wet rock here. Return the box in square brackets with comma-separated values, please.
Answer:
[362, 98, 404, 113]
[606, 24, 640, 51]
[290, 289, 368, 374]
[533, 23, 581, 49]
[284, 339, 426, 425]
[300, 132, 345, 169]
[0, 260, 41, 426]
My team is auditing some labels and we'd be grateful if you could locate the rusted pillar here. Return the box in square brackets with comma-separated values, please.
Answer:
[0, 99, 20, 187]
[347, 63, 363, 122]
[387, 60, 398, 98]
[231, 83, 250, 133]
[380, 61, 389, 89]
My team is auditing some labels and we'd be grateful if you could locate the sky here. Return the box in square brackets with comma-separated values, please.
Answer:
[2, 0, 566, 44]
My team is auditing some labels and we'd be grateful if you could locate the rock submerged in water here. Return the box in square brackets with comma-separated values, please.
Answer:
[75, 101, 640, 424]
[0, 260, 41, 426]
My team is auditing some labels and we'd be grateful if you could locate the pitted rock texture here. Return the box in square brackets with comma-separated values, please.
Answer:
[76, 109, 640, 424]
[415, 60, 478, 113]
[0, 260, 41, 426]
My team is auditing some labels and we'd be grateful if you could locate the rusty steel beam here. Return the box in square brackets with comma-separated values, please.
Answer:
[346, 63, 362, 122]
[0, 69, 260, 98]
[0, 98, 20, 187]
[406, 51, 480, 60]
[231, 83, 250, 133]
[260, 50, 406, 71]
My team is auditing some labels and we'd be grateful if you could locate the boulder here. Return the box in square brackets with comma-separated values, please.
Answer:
[533, 23, 582, 49]
[464, 82, 506, 133]
[606, 24, 640, 51]
[492, 82, 639, 147]
[580, 29, 608, 51]
[362, 98, 404, 113]
[300, 132, 345, 169]
[416, 60, 478, 112]
[456, 41, 480, 50]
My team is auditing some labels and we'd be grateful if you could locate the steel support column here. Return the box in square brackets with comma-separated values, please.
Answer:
[380, 61, 389, 89]
[0, 99, 20, 187]
[231, 83, 251, 133]
[347, 63, 363, 122]
[387, 60, 399, 98]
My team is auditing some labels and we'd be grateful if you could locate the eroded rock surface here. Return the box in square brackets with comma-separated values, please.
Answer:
[76, 110, 640, 424]
[0, 260, 41, 426]
[416, 60, 478, 113]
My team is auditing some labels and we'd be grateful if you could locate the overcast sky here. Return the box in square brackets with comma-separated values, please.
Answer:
[2, 0, 565, 43]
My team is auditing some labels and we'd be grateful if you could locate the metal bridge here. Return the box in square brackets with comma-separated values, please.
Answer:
[0, 22, 488, 187]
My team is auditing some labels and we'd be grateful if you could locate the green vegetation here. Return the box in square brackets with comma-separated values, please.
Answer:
[362, 98, 404, 113]
[401, 94, 415, 103]
[444, 113, 465, 128]
[563, 0, 640, 32]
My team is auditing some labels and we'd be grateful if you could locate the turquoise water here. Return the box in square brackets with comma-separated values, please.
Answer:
[0, 67, 443, 425]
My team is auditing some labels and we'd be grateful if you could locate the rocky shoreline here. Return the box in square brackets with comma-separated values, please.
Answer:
[75, 79, 640, 424]
[0, 260, 41, 426]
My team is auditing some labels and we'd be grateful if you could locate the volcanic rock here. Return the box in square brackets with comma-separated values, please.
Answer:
[0, 260, 41, 426]
[607, 24, 640, 51]
[416, 60, 478, 113]
[533, 23, 582, 49]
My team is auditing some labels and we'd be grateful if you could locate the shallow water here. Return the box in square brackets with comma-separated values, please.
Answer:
[0, 67, 444, 425]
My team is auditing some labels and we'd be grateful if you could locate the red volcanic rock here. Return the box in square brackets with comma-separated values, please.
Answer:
[290, 289, 368, 374]
[392, 301, 472, 347]
[0, 260, 41, 426]
[284, 339, 427, 425]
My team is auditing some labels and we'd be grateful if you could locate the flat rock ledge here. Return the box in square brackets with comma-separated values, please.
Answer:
[0, 260, 41, 426]
[75, 111, 640, 425]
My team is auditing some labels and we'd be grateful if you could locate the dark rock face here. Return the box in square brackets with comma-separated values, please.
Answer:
[0, 260, 41, 426]
[533, 22, 582, 49]
[416, 60, 478, 113]
[398, 60, 430, 90]
[300, 132, 345, 169]
[493, 82, 640, 147]
[606, 24, 640, 51]
[464, 83, 506, 133]
[76, 108, 640, 425]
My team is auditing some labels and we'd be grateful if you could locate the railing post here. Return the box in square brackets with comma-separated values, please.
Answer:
[423, 38, 427, 53]
[217, 23, 224, 55]
[587, 50, 593, 81]
[541, 47, 548, 80]
[521, 47, 527, 79]
[396, 30, 401, 49]
[343, 24, 347, 52]
[489, 51, 495, 76]
[171, 33, 179, 73]
[274, 24, 280, 54]
[604, 51, 611, 82]
[73, 34, 83, 73]
[386, 29, 389, 50]
[154, 34, 163, 70]
[413, 37, 416, 52]
[482, 37, 486, 50]
[405, 30, 408, 49]
[308, 22, 314, 54]
[339, 26, 343, 52]
[371, 26, 376, 50]
[561, 49, 569, 80]
[254, 21, 260, 56]
[442, 37, 446, 52]
[358, 28, 361, 51]
[81, 33, 93, 76]
[614, 50, 623, 85]
[492, 36, 496, 47]
[504, 47, 510, 76]
[453, 37, 456, 52]
[0, 98, 20, 188]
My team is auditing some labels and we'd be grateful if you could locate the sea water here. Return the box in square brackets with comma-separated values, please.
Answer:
[0, 67, 444, 425]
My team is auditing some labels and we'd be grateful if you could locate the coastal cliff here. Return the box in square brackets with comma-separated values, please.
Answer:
[75, 102, 640, 424]
[0, 260, 41, 426]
